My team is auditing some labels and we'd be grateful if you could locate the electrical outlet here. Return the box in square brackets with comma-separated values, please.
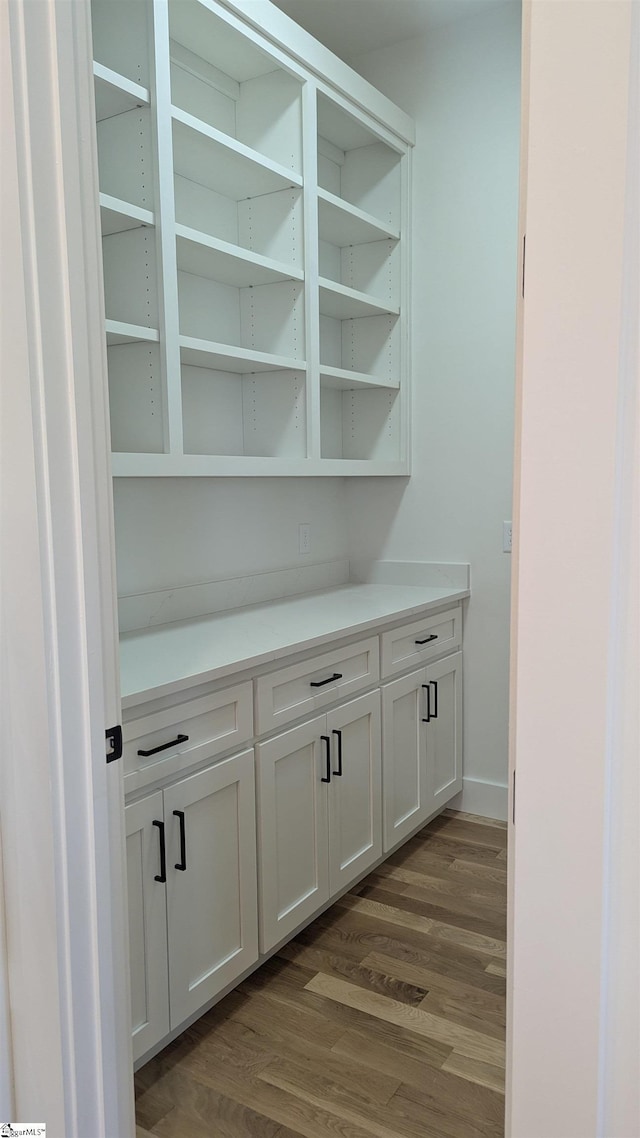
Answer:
[503, 520, 512, 553]
[299, 523, 311, 555]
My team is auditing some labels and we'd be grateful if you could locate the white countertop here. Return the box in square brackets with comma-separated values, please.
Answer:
[120, 582, 468, 706]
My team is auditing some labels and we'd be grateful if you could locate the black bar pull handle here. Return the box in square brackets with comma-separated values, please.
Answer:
[310, 672, 343, 688]
[430, 680, 439, 719]
[173, 810, 187, 871]
[153, 820, 166, 883]
[138, 733, 189, 757]
[415, 634, 438, 645]
[332, 729, 343, 776]
[421, 683, 431, 723]
[320, 735, 332, 782]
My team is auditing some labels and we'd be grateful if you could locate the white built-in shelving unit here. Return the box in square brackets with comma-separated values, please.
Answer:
[91, 0, 414, 475]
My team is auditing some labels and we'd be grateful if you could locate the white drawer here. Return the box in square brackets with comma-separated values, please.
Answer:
[256, 637, 379, 733]
[123, 682, 253, 793]
[380, 606, 461, 678]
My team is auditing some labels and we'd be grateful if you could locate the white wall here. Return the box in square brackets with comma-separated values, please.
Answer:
[346, 2, 521, 815]
[113, 477, 347, 595]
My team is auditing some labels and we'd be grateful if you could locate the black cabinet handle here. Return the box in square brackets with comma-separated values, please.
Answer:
[321, 735, 331, 782]
[421, 683, 431, 723]
[173, 810, 187, 871]
[310, 672, 343, 688]
[153, 819, 166, 882]
[430, 680, 439, 719]
[137, 733, 189, 757]
[415, 634, 438, 645]
[332, 729, 343, 776]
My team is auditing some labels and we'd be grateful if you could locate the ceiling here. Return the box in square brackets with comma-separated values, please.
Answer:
[268, 0, 505, 62]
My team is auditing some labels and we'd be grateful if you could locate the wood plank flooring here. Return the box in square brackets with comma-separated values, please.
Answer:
[135, 809, 507, 1138]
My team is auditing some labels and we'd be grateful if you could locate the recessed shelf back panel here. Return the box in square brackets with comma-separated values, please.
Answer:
[178, 272, 305, 360]
[319, 240, 399, 307]
[174, 180, 302, 270]
[108, 342, 164, 454]
[320, 313, 400, 382]
[102, 227, 159, 329]
[97, 108, 155, 211]
[91, 0, 152, 87]
[321, 386, 401, 461]
[182, 365, 306, 458]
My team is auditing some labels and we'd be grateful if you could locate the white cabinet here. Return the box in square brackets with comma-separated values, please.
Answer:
[257, 690, 381, 951]
[125, 790, 170, 1062]
[90, 0, 413, 475]
[125, 748, 258, 1062]
[382, 651, 462, 852]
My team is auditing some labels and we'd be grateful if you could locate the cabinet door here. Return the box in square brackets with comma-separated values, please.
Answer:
[256, 716, 330, 952]
[164, 749, 258, 1029]
[382, 669, 428, 852]
[424, 651, 463, 811]
[125, 791, 170, 1063]
[327, 691, 382, 894]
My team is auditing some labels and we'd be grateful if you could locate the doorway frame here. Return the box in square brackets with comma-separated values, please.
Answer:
[1, 1, 637, 1135]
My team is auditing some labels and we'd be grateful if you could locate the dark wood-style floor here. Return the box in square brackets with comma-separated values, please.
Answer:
[135, 809, 508, 1138]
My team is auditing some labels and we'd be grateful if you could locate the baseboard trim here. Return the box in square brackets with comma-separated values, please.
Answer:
[449, 777, 509, 822]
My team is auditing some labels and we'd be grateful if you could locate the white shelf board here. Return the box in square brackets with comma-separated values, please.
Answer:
[175, 225, 303, 289]
[318, 188, 399, 247]
[319, 365, 399, 391]
[318, 278, 400, 321]
[111, 453, 409, 478]
[172, 108, 302, 202]
[93, 61, 149, 121]
[105, 320, 160, 346]
[179, 335, 306, 374]
[100, 194, 154, 236]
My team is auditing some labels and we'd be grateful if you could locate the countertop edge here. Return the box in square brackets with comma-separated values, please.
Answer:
[120, 587, 469, 708]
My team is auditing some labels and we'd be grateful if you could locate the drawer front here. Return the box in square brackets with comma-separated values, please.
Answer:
[256, 637, 380, 734]
[123, 683, 253, 792]
[381, 607, 461, 678]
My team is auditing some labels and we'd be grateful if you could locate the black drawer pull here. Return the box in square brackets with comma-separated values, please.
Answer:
[321, 735, 331, 782]
[310, 672, 343, 688]
[430, 680, 439, 719]
[415, 634, 438, 645]
[332, 729, 343, 776]
[421, 683, 431, 723]
[173, 810, 187, 871]
[137, 733, 189, 757]
[153, 819, 166, 883]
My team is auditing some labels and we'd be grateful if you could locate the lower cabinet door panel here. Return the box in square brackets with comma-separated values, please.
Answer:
[425, 651, 463, 809]
[164, 748, 258, 1029]
[328, 691, 382, 893]
[382, 670, 428, 852]
[125, 791, 170, 1063]
[257, 716, 330, 953]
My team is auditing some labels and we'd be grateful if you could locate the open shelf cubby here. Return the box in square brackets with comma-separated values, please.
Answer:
[320, 310, 400, 385]
[320, 384, 401, 461]
[178, 268, 305, 362]
[317, 92, 402, 230]
[91, 0, 152, 88]
[108, 338, 164, 455]
[96, 104, 155, 213]
[182, 363, 306, 458]
[102, 226, 159, 331]
[169, 0, 303, 174]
